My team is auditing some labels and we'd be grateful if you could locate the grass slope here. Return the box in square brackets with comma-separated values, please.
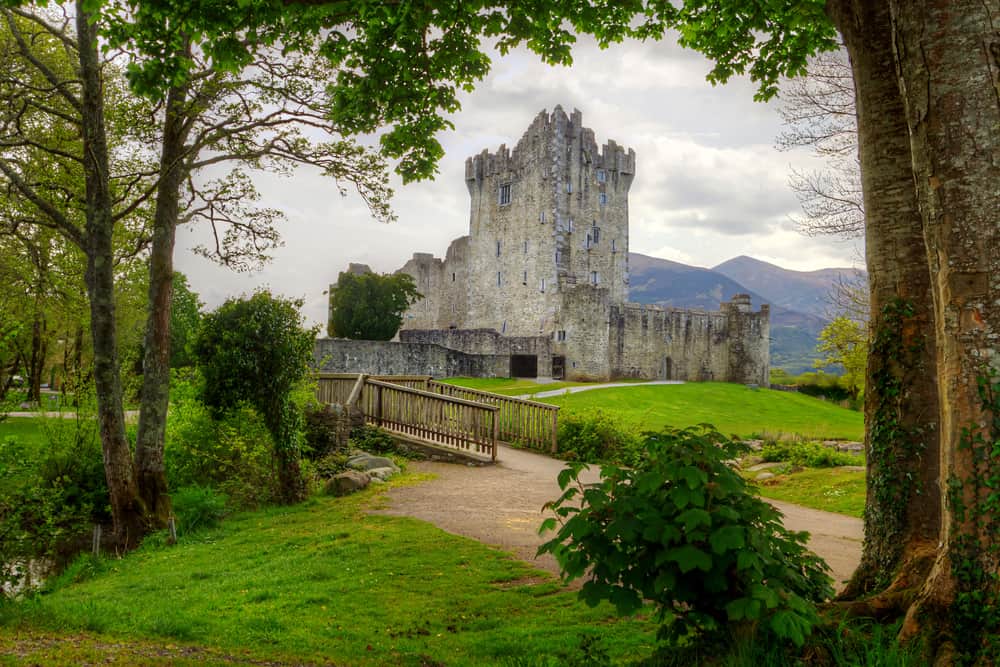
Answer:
[540, 383, 863, 441]
[755, 469, 866, 518]
[0, 417, 50, 446]
[1, 483, 656, 666]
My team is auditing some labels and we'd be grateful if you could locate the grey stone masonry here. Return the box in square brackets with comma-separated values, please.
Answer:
[328, 108, 769, 384]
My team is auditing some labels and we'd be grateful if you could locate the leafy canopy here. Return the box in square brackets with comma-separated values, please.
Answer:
[539, 425, 833, 649]
[328, 270, 421, 341]
[86, 0, 837, 182]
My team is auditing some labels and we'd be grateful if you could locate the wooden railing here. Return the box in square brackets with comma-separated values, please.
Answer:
[315, 373, 498, 460]
[427, 381, 560, 453]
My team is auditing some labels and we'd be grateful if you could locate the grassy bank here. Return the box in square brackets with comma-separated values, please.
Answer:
[0, 480, 657, 666]
[754, 468, 866, 518]
[539, 383, 863, 441]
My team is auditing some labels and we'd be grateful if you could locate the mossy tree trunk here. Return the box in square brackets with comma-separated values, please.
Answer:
[888, 0, 1000, 655]
[826, 0, 941, 602]
[76, 1, 147, 549]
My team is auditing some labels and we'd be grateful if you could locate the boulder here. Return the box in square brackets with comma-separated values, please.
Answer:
[756, 472, 775, 481]
[367, 466, 397, 481]
[347, 453, 399, 473]
[325, 470, 370, 497]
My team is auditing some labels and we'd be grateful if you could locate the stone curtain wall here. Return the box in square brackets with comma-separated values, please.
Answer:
[399, 328, 554, 377]
[313, 338, 509, 378]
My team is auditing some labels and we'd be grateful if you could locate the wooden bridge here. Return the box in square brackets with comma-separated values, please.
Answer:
[315, 374, 560, 461]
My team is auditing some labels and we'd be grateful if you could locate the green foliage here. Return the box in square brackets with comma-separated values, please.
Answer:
[193, 290, 317, 504]
[814, 316, 867, 400]
[169, 272, 203, 368]
[556, 409, 642, 465]
[165, 373, 280, 509]
[539, 426, 832, 649]
[349, 424, 398, 455]
[170, 486, 228, 536]
[760, 440, 862, 468]
[0, 408, 108, 585]
[302, 405, 346, 459]
[327, 270, 421, 340]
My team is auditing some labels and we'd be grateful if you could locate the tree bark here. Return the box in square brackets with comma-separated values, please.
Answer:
[135, 81, 190, 525]
[826, 0, 941, 601]
[76, 1, 146, 549]
[888, 0, 1000, 654]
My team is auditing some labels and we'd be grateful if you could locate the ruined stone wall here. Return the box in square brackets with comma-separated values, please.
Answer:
[608, 295, 770, 385]
[399, 329, 553, 377]
[398, 237, 471, 331]
[313, 338, 508, 378]
[553, 284, 613, 380]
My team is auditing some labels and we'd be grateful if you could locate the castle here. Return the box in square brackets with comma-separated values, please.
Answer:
[324, 107, 770, 384]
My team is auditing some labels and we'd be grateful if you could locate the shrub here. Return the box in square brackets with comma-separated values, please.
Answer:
[349, 424, 397, 455]
[303, 405, 349, 459]
[539, 425, 833, 650]
[555, 409, 642, 465]
[165, 373, 281, 509]
[760, 440, 862, 468]
[171, 486, 228, 536]
[0, 411, 109, 588]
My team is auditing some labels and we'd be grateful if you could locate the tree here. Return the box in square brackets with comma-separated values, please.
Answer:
[168, 273, 202, 369]
[776, 49, 863, 239]
[193, 291, 316, 504]
[813, 316, 865, 400]
[328, 271, 421, 341]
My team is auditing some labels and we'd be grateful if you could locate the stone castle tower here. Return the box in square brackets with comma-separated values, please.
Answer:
[333, 107, 769, 384]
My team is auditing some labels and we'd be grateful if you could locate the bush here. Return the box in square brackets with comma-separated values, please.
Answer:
[349, 424, 397, 455]
[539, 425, 833, 650]
[171, 486, 228, 536]
[303, 405, 348, 459]
[760, 440, 862, 468]
[556, 409, 642, 465]
[0, 411, 109, 589]
[165, 373, 281, 509]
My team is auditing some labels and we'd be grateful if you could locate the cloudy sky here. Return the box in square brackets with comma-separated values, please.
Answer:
[174, 34, 863, 327]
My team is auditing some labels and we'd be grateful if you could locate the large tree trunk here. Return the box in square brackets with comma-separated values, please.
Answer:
[27, 307, 45, 404]
[826, 0, 941, 605]
[889, 1, 1000, 658]
[76, 2, 146, 549]
[135, 82, 190, 525]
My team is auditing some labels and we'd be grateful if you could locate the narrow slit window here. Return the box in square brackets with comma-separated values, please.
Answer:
[523, 240, 528, 253]
[568, 219, 574, 233]
[539, 211, 545, 223]
[496, 240, 501, 257]
[497, 272, 501, 287]
[592, 226, 600, 243]
[566, 182, 573, 194]
[611, 239, 616, 253]
[540, 278, 546, 292]
[590, 271, 599, 285]
[523, 270, 528, 285]
[452, 272, 456, 281]
[599, 193, 608, 206]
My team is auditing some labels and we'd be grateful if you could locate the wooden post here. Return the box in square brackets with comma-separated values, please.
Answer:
[550, 409, 558, 454]
[92, 524, 101, 557]
[374, 383, 383, 426]
[491, 410, 499, 461]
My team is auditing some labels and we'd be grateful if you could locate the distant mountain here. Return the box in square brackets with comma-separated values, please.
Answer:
[627, 252, 843, 374]
[713, 255, 865, 320]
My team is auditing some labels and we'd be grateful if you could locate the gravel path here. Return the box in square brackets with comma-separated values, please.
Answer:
[377, 444, 863, 590]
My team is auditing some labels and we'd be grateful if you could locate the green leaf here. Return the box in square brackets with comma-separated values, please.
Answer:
[666, 545, 712, 573]
[677, 508, 712, 532]
[709, 525, 745, 554]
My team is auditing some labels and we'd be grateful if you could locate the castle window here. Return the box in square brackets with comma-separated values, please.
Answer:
[585, 233, 592, 249]
[452, 272, 456, 281]
[539, 211, 545, 223]
[611, 239, 616, 253]
[568, 219, 574, 232]
[555, 250, 561, 264]
[502, 320, 507, 334]
[498, 183, 512, 206]
[599, 193, 608, 206]
[523, 240, 528, 253]
[566, 182, 573, 194]
[556, 330, 567, 342]
[496, 240, 501, 257]
[590, 270, 599, 285]
[540, 278, 546, 292]
[592, 226, 600, 244]
[523, 270, 528, 285]
[596, 169, 606, 183]
[497, 272, 502, 287]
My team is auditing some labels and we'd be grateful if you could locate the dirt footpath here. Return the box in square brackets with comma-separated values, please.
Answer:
[377, 445, 863, 590]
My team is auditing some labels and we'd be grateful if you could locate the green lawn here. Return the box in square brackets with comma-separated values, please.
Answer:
[440, 377, 587, 396]
[754, 468, 866, 518]
[0, 417, 54, 446]
[0, 481, 657, 666]
[540, 383, 864, 441]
